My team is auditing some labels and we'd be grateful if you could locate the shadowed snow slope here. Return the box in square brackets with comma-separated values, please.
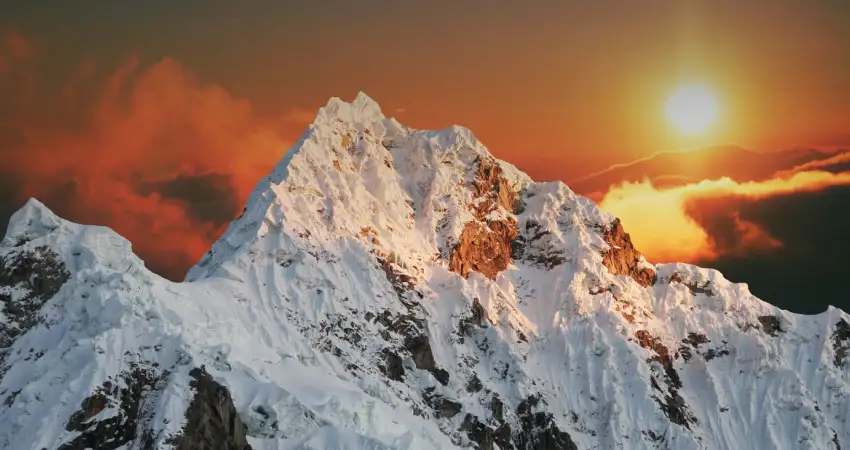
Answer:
[2, 92, 849, 450]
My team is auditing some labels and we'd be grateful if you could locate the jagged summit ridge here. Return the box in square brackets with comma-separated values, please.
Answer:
[320, 91, 386, 123]
[2, 93, 850, 450]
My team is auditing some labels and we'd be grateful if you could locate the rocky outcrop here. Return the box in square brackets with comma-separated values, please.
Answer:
[58, 364, 251, 450]
[0, 245, 69, 377]
[60, 364, 168, 450]
[456, 298, 492, 344]
[168, 367, 253, 450]
[460, 413, 511, 450]
[757, 315, 784, 336]
[470, 157, 516, 213]
[832, 319, 850, 368]
[450, 221, 518, 280]
[678, 332, 710, 362]
[375, 251, 418, 298]
[668, 271, 715, 296]
[511, 220, 567, 270]
[369, 257, 451, 386]
[600, 219, 656, 287]
[634, 330, 697, 430]
[449, 157, 519, 280]
[514, 394, 578, 450]
[458, 393, 577, 450]
[423, 389, 463, 419]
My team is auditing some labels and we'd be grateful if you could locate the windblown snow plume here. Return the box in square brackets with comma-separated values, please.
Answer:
[1, 93, 849, 450]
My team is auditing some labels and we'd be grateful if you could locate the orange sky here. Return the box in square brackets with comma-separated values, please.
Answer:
[4, 2, 850, 175]
[1, 2, 850, 282]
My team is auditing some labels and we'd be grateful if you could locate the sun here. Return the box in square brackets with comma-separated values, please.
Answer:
[665, 84, 719, 134]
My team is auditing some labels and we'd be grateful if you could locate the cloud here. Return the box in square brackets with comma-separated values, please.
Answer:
[774, 150, 850, 176]
[0, 29, 35, 74]
[0, 41, 299, 280]
[598, 170, 850, 263]
[706, 185, 850, 313]
[3, 29, 35, 60]
[571, 144, 846, 195]
[682, 197, 782, 257]
[0, 29, 37, 112]
[137, 172, 241, 226]
[60, 58, 96, 104]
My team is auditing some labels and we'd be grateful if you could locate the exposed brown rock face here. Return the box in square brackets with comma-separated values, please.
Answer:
[757, 315, 784, 336]
[600, 219, 656, 287]
[450, 221, 518, 280]
[471, 158, 516, 212]
[449, 157, 519, 280]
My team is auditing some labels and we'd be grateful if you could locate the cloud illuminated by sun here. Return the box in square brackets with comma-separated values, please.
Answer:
[599, 170, 850, 263]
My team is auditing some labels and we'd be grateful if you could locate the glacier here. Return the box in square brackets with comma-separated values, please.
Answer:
[0, 92, 848, 450]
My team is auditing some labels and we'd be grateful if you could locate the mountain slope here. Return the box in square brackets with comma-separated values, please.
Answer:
[1, 92, 849, 450]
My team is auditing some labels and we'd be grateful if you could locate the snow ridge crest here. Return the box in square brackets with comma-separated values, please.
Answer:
[317, 91, 385, 126]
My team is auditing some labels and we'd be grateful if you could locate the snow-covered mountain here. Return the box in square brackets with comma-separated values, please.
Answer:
[1, 92, 849, 450]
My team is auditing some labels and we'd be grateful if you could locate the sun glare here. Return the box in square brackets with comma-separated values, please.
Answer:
[665, 84, 719, 134]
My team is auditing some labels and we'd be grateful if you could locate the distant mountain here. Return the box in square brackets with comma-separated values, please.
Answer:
[570, 144, 847, 200]
[1, 93, 848, 449]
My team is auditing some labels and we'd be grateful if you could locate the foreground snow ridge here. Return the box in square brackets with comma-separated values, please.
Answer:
[1, 92, 849, 450]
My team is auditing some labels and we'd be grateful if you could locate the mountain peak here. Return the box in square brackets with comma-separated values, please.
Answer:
[1, 197, 62, 246]
[317, 91, 386, 126]
[352, 90, 382, 112]
[186, 93, 535, 282]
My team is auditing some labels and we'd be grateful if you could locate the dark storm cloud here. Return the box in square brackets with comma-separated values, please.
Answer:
[693, 187, 850, 314]
[137, 172, 240, 227]
[0, 175, 23, 238]
[826, 162, 850, 173]
[685, 197, 745, 253]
